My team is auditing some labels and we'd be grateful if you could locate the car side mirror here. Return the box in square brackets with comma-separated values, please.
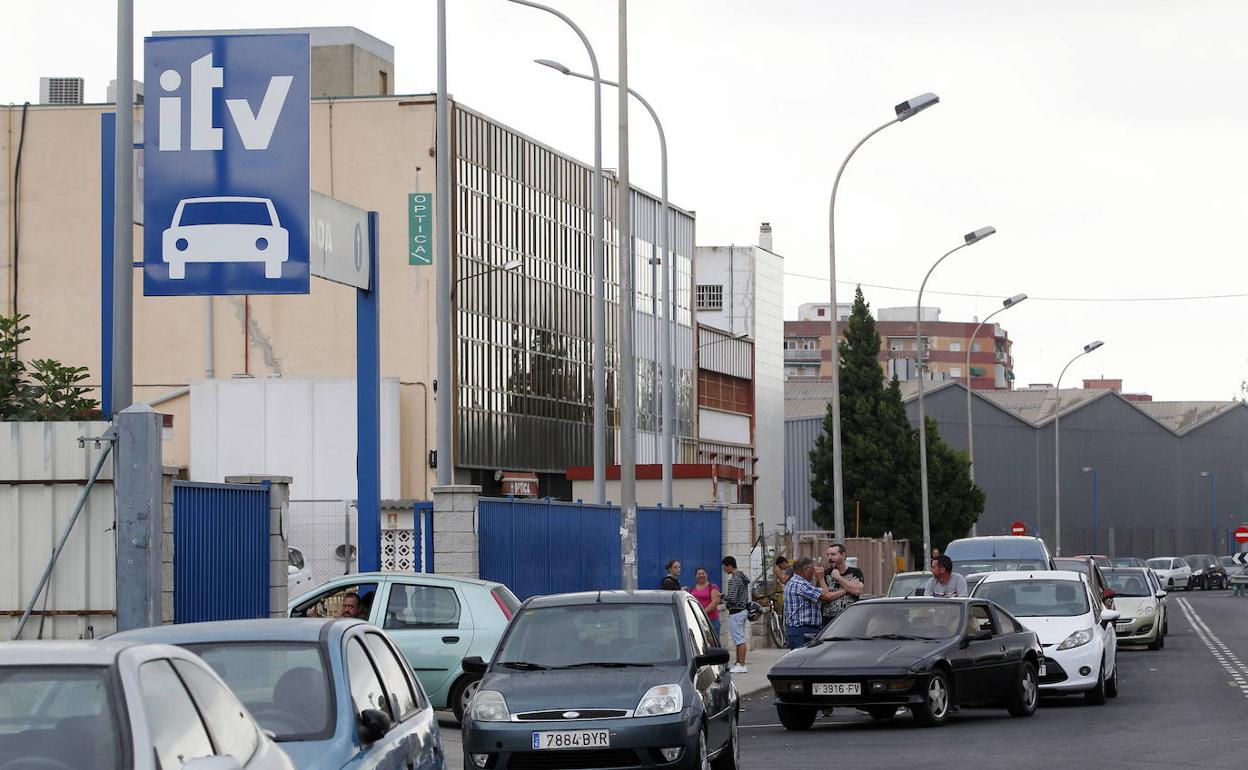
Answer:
[358, 708, 393, 745]
[184, 758, 243, 770]
[1155, 590, 1167, 599]
[462, 656, 489, 675]
[694, 648, 732, 668]
[1100, 609, 1120, 625]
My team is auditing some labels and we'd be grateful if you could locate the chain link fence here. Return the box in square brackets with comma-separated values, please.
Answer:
[288, 500, 357, 589]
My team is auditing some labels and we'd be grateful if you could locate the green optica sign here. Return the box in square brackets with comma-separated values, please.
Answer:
[408, 193, 433, 265]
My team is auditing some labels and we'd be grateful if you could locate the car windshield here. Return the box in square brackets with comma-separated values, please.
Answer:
[497, 604, 684, 668]
[1103, 570, 1152, 596]
[187, 642, 333, 741]
[1147, 558, 1174, 569]
[0, 666, 123, 770]
[179, 200, 272, 226]
[819, 602, 963, 641]
[1052, 559, 1091, 576]
[1113, 558, 1141, 567]
[945, 539, 1048, 561]
[1183, 556, 1210, 569]
[952, 559, 1048, 575]
[888, 574, 930, 597]
[974, 579, 1090, 618]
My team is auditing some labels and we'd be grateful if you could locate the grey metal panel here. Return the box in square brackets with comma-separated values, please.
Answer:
[784, 417, 825, 533]
[697, 327, 753, 379]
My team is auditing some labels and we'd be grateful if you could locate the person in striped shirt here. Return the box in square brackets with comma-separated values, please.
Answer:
[722, 556, 751, 673]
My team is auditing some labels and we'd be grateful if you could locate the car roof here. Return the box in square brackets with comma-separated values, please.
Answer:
[111, 618, 363, 645]
[320, 571, 506, 589]
[0, 639, 146, 666]
[859, 596, 977, 605]
[181, 196, 272, 204]
[524, 590, 681, 609]
[893, 571, 931, 578]
[948, 536, 1046, 546]
[977, 570, 1086, 583]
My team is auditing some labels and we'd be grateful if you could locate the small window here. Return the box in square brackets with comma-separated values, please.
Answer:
[971, 342, 982, 353]
[173, 660, 258, 765]
[383, 584, 462, 629]
[816, 307, 826, 317]
[362, 633, 421, 718]
[696, 284, 724, 310]
[992, 608, 1021, 635]
[949, 367, 962, 378]
[291, 582, 379, 619]
[139, 660, 214, 768]
[949, 342, 962, 352]
[346, 638, 390, 717]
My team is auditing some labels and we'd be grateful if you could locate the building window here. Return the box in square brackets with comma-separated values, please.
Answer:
[696, 284, 723, 310]
[949, 341, 962, 352]
[816, 307, 826, 317]
[971, 342, 981, 353]
[950, 367, 962, 378]
[784, 340, 797, 350]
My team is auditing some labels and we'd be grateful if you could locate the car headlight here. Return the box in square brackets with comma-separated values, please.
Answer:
[1193, 570, 1204, 576]
[1139, 604, 1156, 616]
[1056, 628, 1094, 651]
[469, 690, 510, 722]
[635, 684, 683, 717]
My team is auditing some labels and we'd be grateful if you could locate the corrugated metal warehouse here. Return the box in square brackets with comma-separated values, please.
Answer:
[785, 380, 1248, 558]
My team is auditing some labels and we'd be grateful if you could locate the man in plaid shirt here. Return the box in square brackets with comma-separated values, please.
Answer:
[783, 557, 837, 649]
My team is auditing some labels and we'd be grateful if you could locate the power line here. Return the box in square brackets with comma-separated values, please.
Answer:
[781, 271, 1248, 303]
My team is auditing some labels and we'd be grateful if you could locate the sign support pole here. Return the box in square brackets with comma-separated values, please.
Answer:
[112, 0, 134, 413]
[356, 212, 382, 573]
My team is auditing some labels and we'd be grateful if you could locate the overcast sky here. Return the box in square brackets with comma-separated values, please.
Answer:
[5, 1, 1248, 400]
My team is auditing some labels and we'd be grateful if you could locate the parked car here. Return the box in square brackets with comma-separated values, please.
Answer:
[1144, 567, 1170, 637]
[461, 590, 739, 770]
[287, 547, 315, 593]
[973, 570, 1119, 704]
[1076, 554, 1114, 569]
[768, 597, 1041, 728]
[1220, 555, 1240, 575]
[0, 639, 295, 770]
[1112, 557, 1148, 568]
[289, 572, 519, 722]
[113, 619, 444, 770]
[1103, 568, 1166, 650]
[944, 536, 1055, 577]
[1182, 554, 1227, 590]
[1053, 557, 1116, 609]
[886, 571, 932, 597]
[1146, 557, 1192, 591]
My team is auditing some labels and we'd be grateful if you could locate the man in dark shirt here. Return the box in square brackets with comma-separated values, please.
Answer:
[820, 543, 865, 624]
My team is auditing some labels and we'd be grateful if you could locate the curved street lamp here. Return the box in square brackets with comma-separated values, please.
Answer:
[826, 92, 940, 541]
[1053, 340, 1105, 555]
[916, 226, 996, 561]
[966, 292, 1027, 536]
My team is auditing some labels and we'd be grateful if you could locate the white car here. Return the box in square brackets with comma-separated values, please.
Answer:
[286, 546, 315, 592]
[163, 196, 289, 279]
[1146, 557, 1192, 591]
[1103, 567, 1167, 650]
[0, 639, 295, 770]
[973, 570, 1119, 704]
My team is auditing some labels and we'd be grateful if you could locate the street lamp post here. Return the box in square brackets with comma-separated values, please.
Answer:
[827, 92, 940, 542]
[511, 0, 608, 504]
[917, 226, 996, 561]
[966, 293, 1027, 537]
[1053, 340, 1105, 556]
[1200, 471, 1217, 553]
[1082, 467, 1099, 553]
[454, 258, 523, 286]
[535, 60, 676, 506]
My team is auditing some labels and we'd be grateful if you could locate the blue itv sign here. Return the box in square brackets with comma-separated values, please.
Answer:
[143, 34, 310, 296]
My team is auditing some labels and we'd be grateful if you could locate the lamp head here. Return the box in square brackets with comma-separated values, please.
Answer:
[1003, 293, 1028, 308]
[534, 59, 572, 75]
[503, 258, 524, 272]
[1083, 340, 1104, 354]
[895, 92, 940, 121]
[1082, 467, 1095, 473]
[964, 226, 996, 244]
[1200, 471, 1212, 478]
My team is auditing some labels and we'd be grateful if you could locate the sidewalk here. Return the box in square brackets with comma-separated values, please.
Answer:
[732, 645, 789, 697]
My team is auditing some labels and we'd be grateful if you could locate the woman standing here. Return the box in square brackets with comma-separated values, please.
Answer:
[688, 567, 722, 643]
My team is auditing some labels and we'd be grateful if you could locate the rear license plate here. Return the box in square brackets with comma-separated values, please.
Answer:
[812, 682, 860, 696]
[532, 730, 611, 750]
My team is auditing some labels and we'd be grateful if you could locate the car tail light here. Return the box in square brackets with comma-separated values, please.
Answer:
[491, 589, 514, 620]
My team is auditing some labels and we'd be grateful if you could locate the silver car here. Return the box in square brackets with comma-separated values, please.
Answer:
[1146, 557, 1192, 591]
[0, 639, 295, 770]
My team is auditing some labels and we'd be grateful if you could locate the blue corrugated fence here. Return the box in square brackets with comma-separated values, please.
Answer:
[637, 506, 723, 590]
[174, 481, 271, 623]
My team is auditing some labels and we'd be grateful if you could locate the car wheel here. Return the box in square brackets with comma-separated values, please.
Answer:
[866, 706, 898, 721]
[694, 727, 710, 770]
[1007, 661, 1039, 717]
[1084, 661, 1107, 705]
[1105, 663, 1119, 698]
[450, 674, 481, 725]
[912, 671, 952, 727]
[1149, 632, 1164, 651]
[776, 705, 817, 731]
[710, 711, 739, 770]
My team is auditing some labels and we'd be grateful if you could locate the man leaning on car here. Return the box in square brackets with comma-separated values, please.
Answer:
[923, 555, 969, 598]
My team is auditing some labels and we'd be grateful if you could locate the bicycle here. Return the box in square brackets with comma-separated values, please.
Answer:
[751, 576, 786, 648]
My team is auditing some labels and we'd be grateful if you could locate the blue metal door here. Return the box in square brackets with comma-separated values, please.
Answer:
[174, 481, 271, 623]
[638, 506, 723, 590]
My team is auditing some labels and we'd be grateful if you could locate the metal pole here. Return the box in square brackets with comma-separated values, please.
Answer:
[1053, 347, 1097, 556]
[828, 119, 897, 542]
[618, 0, 637, 590]
[435, 0, 453, 486]
[916, 241, 970, 564]
[115, 405, 163, 631]
[356, 213, 382, 573]
[112, 0, 134, 412]
[1211, 473, 1218, 553]
[1092, 469, 1099, 554]
[514, 1, 607, 504]
[965, 296, 1024, 536]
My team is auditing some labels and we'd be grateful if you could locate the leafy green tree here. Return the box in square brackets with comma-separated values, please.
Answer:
[0, 313, 98, 421]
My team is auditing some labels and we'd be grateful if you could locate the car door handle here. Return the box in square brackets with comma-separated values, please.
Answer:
[442, 636, 460, 644]
[1000, 645, 1007, 652]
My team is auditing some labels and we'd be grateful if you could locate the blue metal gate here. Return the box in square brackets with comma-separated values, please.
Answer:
[638, 506, 723, 590]
[174, 481, 271, 623]
[478, 498, 621, 600]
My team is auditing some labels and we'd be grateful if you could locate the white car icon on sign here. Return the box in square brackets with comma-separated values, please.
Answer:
[162, 196, 290, 279]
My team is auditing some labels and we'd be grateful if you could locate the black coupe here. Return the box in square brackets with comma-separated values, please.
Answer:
[768, 597, 1043, 728]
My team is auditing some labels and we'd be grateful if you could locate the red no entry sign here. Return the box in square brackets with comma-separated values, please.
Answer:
[1235, 526, 1248, 544]
[1011, 521, 1027, 536]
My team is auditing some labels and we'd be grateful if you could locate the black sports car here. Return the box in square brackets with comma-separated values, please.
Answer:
[768, 597, 1043, 728]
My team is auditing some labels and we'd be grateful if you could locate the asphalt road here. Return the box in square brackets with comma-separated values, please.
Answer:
[740, 591, 1248, 770]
